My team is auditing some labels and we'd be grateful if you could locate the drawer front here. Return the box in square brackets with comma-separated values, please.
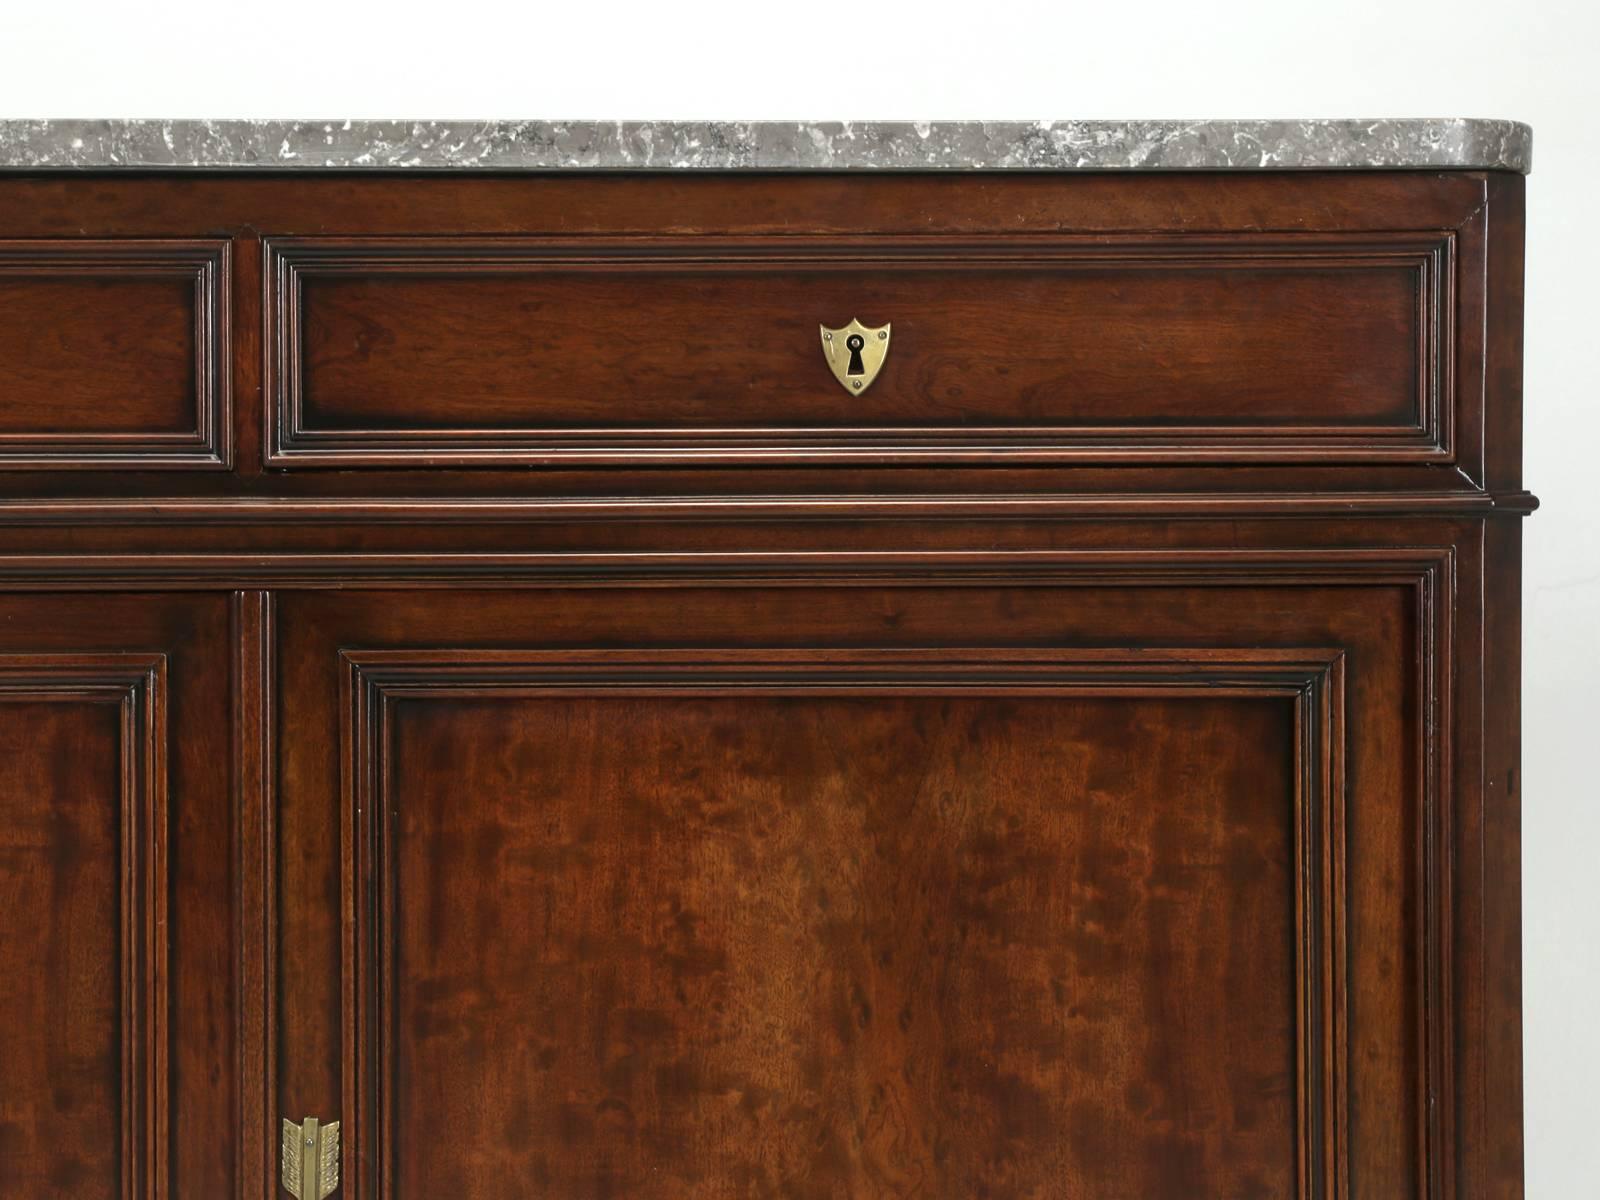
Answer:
[0, 240, 229, 468]
[266, 233, 1452, 467]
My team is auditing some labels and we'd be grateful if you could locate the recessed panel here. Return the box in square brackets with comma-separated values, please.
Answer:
[0, 241, 228, 468]
[346, 650, 1337, 1199]
[0, 657, 165, 1199]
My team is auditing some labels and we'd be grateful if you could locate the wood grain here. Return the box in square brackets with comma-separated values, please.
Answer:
[339, 648, 1344, 1199]
[0, 654, 165, 1200]
[0, 597, 235, 1200]
[266, 579, 1423, 1198]
[0, 241, 229, 469]
[266, 235, 1447, 467]
[0, 168, 1504, 492]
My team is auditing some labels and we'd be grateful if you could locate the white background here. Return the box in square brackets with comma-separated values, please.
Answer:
[1, 1, 1595, 1194]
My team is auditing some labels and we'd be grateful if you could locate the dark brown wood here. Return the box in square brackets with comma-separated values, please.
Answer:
[265, 234, 1448, 466]
[0, 596, 233, 1200]
[0, 241, 229, 468]
[272, 576, 1423, 1199]
[0, 169, 1507, 497]
[233, 591, 275, 1200]
[333, 647, 1343, 1198]
[0, 168, 1528, 1200]
[0, 654, 165, 1200]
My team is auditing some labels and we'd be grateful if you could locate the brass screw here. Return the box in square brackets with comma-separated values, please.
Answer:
[877, 330, 887, 339]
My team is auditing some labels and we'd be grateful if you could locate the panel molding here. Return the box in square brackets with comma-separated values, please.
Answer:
[264, 234, 1453, 468]
[0, 653, 169, 1200]
[0, 240, 230, 469]
[339, 646, 1348, 1200]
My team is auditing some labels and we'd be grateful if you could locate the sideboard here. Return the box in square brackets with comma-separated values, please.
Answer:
[0, 118, 1534, 1199]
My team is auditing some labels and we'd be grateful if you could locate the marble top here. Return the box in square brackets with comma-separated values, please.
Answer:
[0, 119, 1532, 173]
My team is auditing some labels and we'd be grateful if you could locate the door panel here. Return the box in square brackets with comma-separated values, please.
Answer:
[0, 597, 234, 1200]
[340, 649, 1339, 1199]
[272, 582, 1427, 1199]
[0, 656, 164, 1200]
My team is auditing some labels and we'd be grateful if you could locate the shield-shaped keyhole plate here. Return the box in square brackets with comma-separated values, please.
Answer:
[819, 318, 891, 394]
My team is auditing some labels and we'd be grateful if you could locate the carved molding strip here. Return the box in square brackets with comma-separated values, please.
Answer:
[0, 544, 1457, 588]
[0, 490, 1540, 527]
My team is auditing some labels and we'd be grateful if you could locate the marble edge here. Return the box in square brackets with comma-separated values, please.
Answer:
[0, 119, 1533, 173]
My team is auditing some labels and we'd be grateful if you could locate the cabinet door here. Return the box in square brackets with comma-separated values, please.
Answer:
[271, 577, 1437, 1200]
[0, 594, 235, 1200]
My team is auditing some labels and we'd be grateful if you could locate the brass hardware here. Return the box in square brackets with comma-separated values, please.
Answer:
[819, 318, 891, 393]
[281, 1116, 340, 1199]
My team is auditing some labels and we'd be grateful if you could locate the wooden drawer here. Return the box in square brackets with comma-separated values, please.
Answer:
[0, 240, 229, 469]
[265, 232, 1452, 467]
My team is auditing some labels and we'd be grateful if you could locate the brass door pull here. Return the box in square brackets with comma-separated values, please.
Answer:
[282, 1116, 340, 1199]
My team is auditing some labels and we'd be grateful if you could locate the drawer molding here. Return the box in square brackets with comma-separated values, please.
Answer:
[0, 240, 230, 469]
[263, 235, 1454, 468]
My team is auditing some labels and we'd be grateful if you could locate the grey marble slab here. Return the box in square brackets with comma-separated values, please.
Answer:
[0, 119, 1531, 173]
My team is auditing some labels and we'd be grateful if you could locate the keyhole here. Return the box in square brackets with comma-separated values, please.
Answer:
[845, 333, 866, 376]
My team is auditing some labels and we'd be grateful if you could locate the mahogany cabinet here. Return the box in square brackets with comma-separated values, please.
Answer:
[0, 146, 1531, 1199]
